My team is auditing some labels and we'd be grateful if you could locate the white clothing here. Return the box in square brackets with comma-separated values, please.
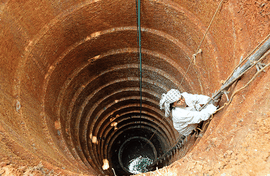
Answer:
[171, 92, 217, 136]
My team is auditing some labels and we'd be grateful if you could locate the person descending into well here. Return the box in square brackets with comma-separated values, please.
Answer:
[160, 89, 217, 136]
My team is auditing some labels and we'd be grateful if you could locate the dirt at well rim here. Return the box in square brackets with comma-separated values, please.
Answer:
[0, 0, 269, 175]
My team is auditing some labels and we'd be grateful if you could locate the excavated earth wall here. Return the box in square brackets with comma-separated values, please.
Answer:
[0, 0, 269, 175]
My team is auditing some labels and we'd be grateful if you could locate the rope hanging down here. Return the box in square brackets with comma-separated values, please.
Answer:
[179, 0, 224, 86]
[136, 0, 143, 121]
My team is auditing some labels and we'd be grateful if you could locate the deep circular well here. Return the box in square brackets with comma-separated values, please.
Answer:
[118, 136, 157, 173]
[0, 0, 269, 175]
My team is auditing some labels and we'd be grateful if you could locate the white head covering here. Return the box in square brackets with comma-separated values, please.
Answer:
[160, 89, 182, 117]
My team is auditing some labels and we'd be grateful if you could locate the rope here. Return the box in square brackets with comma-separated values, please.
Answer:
[136, 0, 143, 121]
[143, 132, 156, 148]
[148, 132, 155, 141]
[196, 0, 224, 52]
[179, 0, 224, 86]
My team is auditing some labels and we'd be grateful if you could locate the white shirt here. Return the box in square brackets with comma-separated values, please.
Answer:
[171, 92, 217, 136]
